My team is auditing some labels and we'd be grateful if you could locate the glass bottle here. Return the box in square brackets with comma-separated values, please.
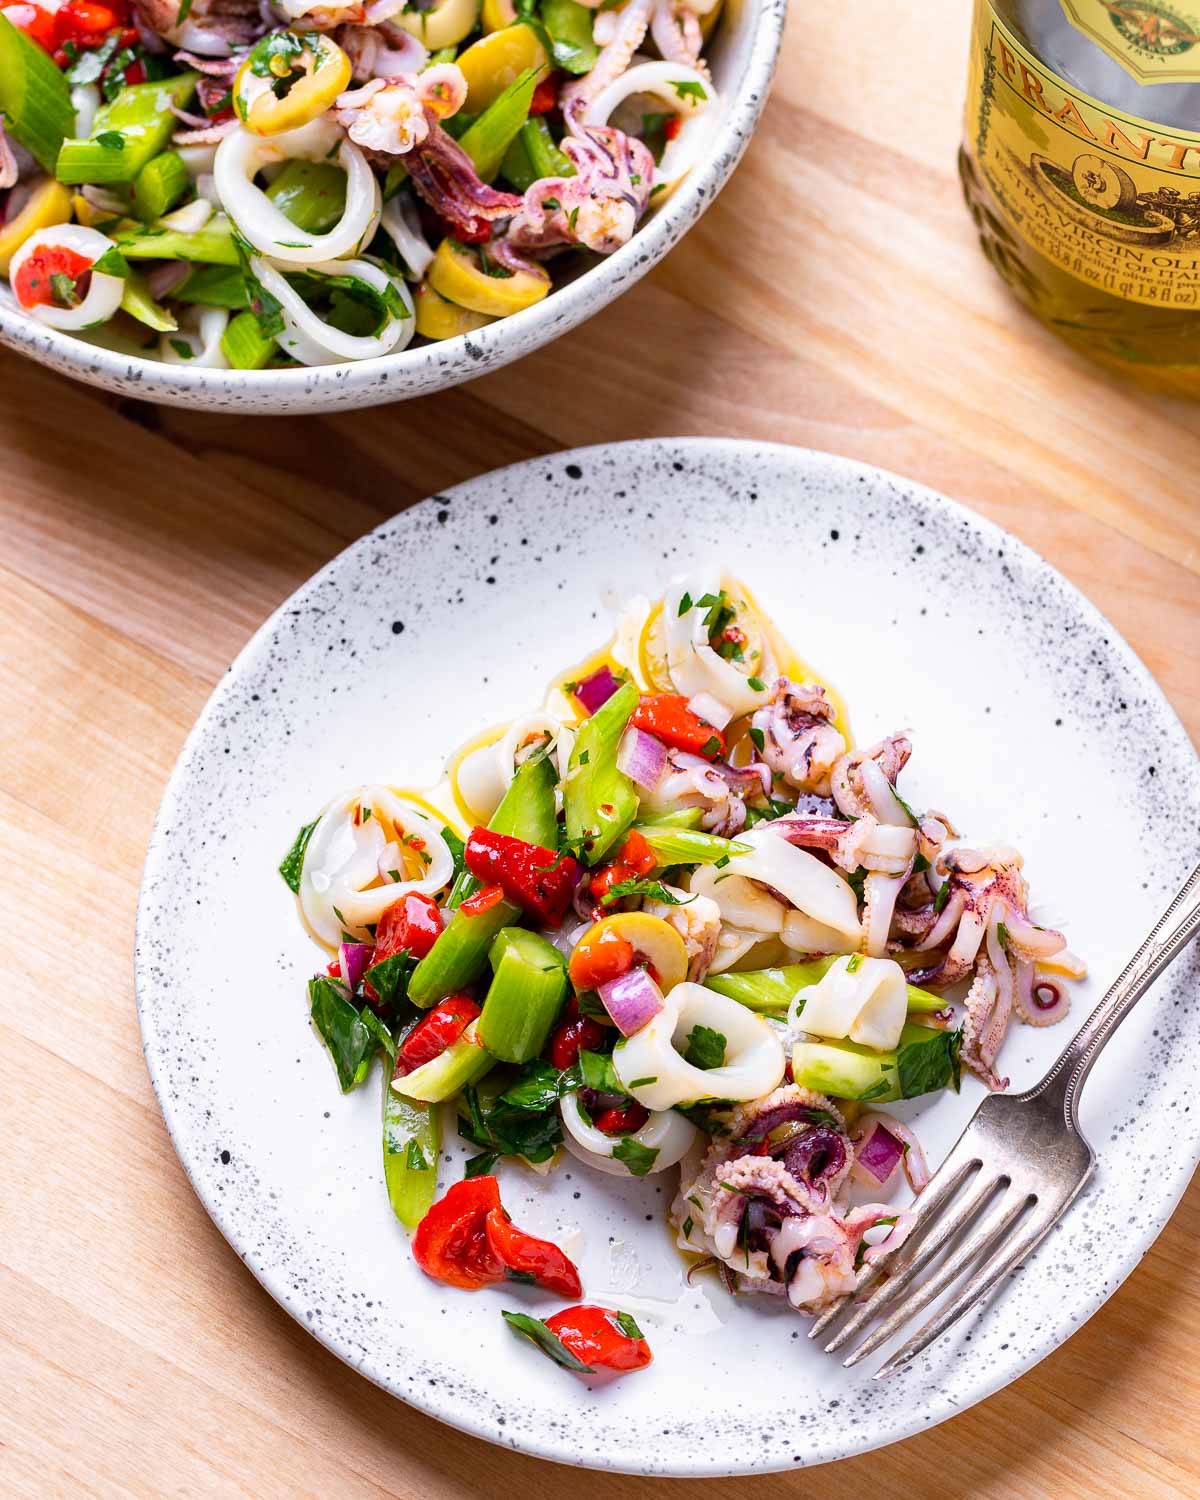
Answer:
[960, 0, 1200, 395]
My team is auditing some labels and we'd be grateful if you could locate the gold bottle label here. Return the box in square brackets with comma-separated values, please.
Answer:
[969, 2, 1200, 308]
[1060, 1, 1200, 84]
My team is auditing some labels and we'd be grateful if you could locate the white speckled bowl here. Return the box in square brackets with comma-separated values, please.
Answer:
[0, 0, 782, 413]
[136, 440, 1200, 1475]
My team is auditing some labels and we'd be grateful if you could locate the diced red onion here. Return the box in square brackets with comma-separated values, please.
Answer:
[617, 726, 667, 791]
[146, 260, 192, 300]
[598, 966, 664, 1037]
[853, 1122, 905, 1186]
[339, 942, 373, 992]
[574, 664, 622, 713]
[687, 691, 732, 731]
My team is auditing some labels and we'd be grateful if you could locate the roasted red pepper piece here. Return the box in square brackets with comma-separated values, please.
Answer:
[544, 1305, 652, 1372]
[412, 1176, 503, 1289]
[592, 1102, 650, 1136]
[463, 827, 578, 927]
[484, 1209, 582, 1298]
[629, 694, 723, 758]
[414, 1176, 582, 1296]
[459, 881, 505, 916]
[529, 72, 559, 114]
[397, 993, 480, 1073]
[374, 890, 443, 963]
[3, 1, 57, 50]
[544, 1015, 605, 1071]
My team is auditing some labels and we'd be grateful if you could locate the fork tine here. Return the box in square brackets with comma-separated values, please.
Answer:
[809, 1153, 983, 1344]
[842, 1187, 1034, 1368]
[821, 1166, 1000, 1354]
[872, 1212, 1050, 1378]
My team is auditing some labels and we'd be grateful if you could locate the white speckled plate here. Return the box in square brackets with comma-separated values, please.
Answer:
[135, 440, 1200, 1475]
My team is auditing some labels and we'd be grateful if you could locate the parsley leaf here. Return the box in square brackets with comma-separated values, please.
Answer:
[671, 79, 708, 101]
[599, 877, 694, 908]
[363, 950, 416, 1009]
[278, 817, 318, 892]
[612, 1137, 659, 1175]
[683, 1024, 726, 1070]
[308, 976, 377, 1092]
[501, 1311, 594, 1373]
[95, 129, 125, 150]
[677, 591, 693, 615]
[748, 725, 765, 752]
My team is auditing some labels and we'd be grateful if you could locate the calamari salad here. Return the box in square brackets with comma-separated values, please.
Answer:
[0, 0, 721, 366]
[278, 575, 1085, 1376]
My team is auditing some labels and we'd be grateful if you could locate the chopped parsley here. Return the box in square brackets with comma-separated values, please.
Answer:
[683, 1024, 726, 1070]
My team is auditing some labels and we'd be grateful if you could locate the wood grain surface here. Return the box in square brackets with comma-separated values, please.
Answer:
[2, 2, 1199, 1496]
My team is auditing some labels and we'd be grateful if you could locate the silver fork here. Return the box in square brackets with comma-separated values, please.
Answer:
[810, 861, 1200, 1378]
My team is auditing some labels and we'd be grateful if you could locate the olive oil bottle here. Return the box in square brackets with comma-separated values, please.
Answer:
[961, 0, 1200, 394]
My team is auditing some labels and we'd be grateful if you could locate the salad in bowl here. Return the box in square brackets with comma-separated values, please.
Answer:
[278, 572, 1085, 1376]
[0, 0, 742, 374]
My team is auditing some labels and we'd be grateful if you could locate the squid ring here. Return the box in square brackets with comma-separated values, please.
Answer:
[299, 784, 453, 945]
[214, 119, 380, 265]
[160, 306, 230, 367]
[9, 224, 125, 331]
[583, 61, 719, 193]
[560, 1092, 698, 1176]
[613, 982, 785, 1109]
[250, 255, 413, 365]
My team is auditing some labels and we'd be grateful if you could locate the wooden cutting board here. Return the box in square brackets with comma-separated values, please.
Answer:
[1, 3, 1197, 1497]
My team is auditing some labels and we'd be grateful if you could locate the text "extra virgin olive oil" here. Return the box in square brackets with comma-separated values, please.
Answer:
[961, 0, 1200, 395]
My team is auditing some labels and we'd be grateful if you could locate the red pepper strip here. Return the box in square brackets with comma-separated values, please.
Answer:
[3, 2, 57, 50]
[543, 1305, 652, 1372]
[484, 1209, 582, 1298]
[545, 1015, 605, 1071]
[364, 889, 443, 1001]
[629, 694, 724, 758]
[463, 827, 578, 927]
[459, 881, 505, 916]
[592, 1102, 650, 1136]
[529, 73, 559, 114]
[397, 993, 480, 1073]
[412, 1176, 504, 1289]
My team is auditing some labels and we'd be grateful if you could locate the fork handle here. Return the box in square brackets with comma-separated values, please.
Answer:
[1026, 862, 1200, 1123]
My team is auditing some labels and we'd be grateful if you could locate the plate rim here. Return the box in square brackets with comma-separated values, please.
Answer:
[135, 437, 1200, 1474]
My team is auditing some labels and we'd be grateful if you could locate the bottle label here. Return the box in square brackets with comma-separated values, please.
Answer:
[1060, 0, 1200, 84]
[969, 3, 1200, 308]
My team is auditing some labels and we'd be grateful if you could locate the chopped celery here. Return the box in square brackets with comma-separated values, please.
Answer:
[266, 160, 346, 234]
[791, 1023, 962, 1104]
[564, 679, 639, 866]
[382, 1052, 440, 1227]
[539, 0, 598, 74]
[176, 263, 250, 309]
[460, 65, 542, 183]
[113, 214, 239, 265]
[0, 13, 74, 174]
[130, 150, 190, 222]
[56, 73, 199, 184]
[220, 310, 275, 370]
[391, 1020, 494, 1101]
[635, 824, 750, 867]
[120, 273, 177, 333]
[522, 116, 573, 179]
[706, 961, 948, 1016]
[477, 927, 568, 1063]
[426, 45, 459, 65]
[638, 807, 704, 831]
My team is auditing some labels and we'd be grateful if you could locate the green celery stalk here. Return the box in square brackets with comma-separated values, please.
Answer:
[120, 272, 177, 333]
[706, 960, 948, 1016]
[521, 116, 574, 179]
[130, 150, 189, 222]
[564, 679, 639, 866]
[113, 214, 239, 265]
[500, 130, 538, 194]
[635, 824, 750, 867]
[0, 13, 74, 174]
[538, 0, 598, 74]
[791, 1022, 962, 1104]
[57, 73, 199, 184]
[426, 45, 458, 65]
[381, 1052, 440, 1227]
[220, 309, 275, 370]
[177, 263, 250, 309]
[460, 65, 543, 183]
[639, 807, 704, 831]
[391, 1020, 494, 1102]
[266, 160, 346, 234]
[477, 927, 568, 1063]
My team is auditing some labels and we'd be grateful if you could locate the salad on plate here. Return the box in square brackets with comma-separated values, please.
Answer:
[278, 575, 1085, 1376]
[0, 0, 721, 366]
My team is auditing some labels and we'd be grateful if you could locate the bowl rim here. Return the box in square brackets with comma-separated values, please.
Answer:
[0, 0, 785, 403]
